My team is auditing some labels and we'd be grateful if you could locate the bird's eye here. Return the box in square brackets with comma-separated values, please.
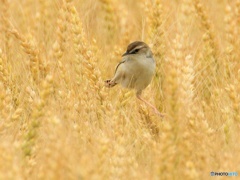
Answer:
[133, 49, 139, 53]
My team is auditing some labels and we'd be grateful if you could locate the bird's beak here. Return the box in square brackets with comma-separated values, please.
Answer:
[122, 52, 128, 57]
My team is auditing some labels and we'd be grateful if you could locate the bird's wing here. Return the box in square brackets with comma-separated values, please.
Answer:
[114, 59, 126, 75]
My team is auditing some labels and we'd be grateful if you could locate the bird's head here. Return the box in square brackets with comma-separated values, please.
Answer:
[122, 41, 152, 58]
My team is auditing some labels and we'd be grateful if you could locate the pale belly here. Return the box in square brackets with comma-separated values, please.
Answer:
[120, 57, 155, 91]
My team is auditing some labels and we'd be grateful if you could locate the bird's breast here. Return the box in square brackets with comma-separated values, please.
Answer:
[121, 55, 155, 90]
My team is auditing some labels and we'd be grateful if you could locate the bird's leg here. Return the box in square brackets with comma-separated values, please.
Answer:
[104, 79, 117, 88]
[136, 91, 164, 117]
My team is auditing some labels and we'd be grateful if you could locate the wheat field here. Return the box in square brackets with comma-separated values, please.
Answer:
[0, 0, 240, 179]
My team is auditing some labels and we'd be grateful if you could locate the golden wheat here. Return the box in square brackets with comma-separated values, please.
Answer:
[0, 0, 240, 179]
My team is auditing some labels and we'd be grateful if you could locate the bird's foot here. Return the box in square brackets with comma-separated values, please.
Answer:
[104, 80, 116, 88]
[153, 108, 165, 118]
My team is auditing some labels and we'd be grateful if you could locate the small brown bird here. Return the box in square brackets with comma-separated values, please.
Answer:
[105, 41, 163, 116]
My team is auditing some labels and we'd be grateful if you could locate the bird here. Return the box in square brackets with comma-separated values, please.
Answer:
[105, 41, 163, 116]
